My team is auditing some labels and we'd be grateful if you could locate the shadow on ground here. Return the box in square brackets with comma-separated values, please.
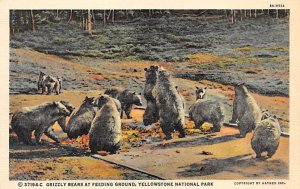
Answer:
[152, 133, 240, 150]
[177, 154, 288, 178]
[9, 136, 88, 159]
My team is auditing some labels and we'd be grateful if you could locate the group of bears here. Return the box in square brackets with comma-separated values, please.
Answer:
[11, 65, 281, 158]
[38, 71, 62, 95]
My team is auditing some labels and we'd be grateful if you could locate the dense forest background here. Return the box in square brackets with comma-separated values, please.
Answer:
[10, 9, 289, 97]
[10, 9, 289, 34]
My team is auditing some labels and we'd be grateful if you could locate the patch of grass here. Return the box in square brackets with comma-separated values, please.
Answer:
[264, 46, 289, 52]
[94, 35, 109, 43]
[187, 53, 234, 64]
[164, 34, 189, 43]
[234, 46, 257, 52]
[125, 56, 138, 61]
[270, 56, 289, 63]
[233, 57, 259, 64]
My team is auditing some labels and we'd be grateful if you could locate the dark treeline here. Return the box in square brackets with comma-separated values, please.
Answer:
[10, 9, 289, 35]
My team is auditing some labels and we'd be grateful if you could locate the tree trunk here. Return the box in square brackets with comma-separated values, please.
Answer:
[240, 10, 243, 21]
[68, 10, 73, 23]
[87, 10, 92, 34]
[103, 10, 106, 25]
[233, 10, 236, 22]
[112, 9, 114, 23]
[224, 10, 227, 19]
[276, 9, 279, 19]
[250, 10, 252, 17]
[56, 10, 59, 18]
[82, 16, 85, 29]
[91, 10, 96, 25]
[231, 9, 234, 23]
[254, 9, 257, 18]
[125, 10, 128, 19]
[30, 10, 35, 32]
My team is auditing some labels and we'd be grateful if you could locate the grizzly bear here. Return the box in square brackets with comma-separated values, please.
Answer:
[230, 84, 262, 137]
[251, 114, 281, 158]
[189, 87, 224, 132]
[93, 95, 122, 116]
[44, 100, 75, 142]
[89, 95, 122, 154]
[104, 87, 142, 119]
[156, 68, 185, 139]
[143, 65, 159, 126]
[11, 101, 70, 144]
[66, 96, 96, 139]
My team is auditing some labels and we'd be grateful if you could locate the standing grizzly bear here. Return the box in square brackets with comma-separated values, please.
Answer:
[104, 87, 142, 119]
[89, 95, 122, 154]
[230, 84, 262, 137]
[143, 65, 159, 126]
[156, 68, 185, 140]
[11, 101, 70, 144]
[251, 113, 281, 158]
[66, 96, 96, 139]
[189, 87, 224, 132]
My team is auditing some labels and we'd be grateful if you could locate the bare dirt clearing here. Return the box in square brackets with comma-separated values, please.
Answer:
[9, 49, 289, 180]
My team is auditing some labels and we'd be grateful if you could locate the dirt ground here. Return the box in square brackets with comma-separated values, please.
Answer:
[9, 98, 289, 180]
[9, 48, 289, 180]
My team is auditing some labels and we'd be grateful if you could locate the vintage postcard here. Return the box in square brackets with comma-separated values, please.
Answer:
[1, 0, 299, 188]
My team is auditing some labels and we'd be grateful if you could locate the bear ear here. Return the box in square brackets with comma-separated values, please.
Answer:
[138, 92, 142, 95]
[196, 86, 199, 89]
[133, 92, 136, 95]
[262, 109, 268, 113]
[175, 86, 178, 89]
[53, 101, 59, 106]
[99, 96, 105, 100]
[204, 87, 207, 89]
[144, 68, 148, 71]
[85, 96, 88, 100]
[154, 65, 159, 70]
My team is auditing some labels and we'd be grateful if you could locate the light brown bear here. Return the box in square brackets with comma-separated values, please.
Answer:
[251, 113, 281, 158]
[231, 84, 262, 137]
[89, 95, 122, 154]
[93, 94, 122, 116]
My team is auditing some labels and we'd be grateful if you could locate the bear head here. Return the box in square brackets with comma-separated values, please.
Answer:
[53, 101, 70, 116]
[144, 65, 159, 83]
[195, 86, 207, 100]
